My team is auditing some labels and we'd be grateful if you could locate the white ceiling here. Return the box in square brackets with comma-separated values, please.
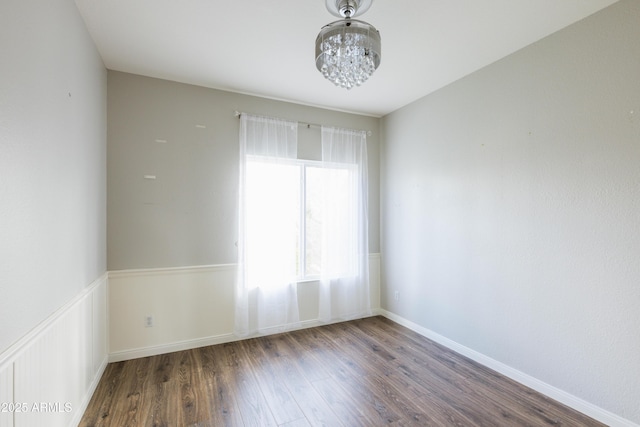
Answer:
[74, 0, 619, 117]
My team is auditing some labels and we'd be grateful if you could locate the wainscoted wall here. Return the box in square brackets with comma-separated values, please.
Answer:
[0, 275, 108, 427]
[0, 368, 12, 427]
[108, 254, 381, 362]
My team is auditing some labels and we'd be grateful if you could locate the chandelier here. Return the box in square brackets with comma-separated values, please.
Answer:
[315, 0, 381, 89]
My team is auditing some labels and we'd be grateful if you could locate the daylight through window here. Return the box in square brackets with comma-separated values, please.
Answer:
[245, 157, 357, 287]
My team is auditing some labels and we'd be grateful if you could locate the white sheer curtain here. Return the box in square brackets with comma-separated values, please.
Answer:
[235, 113, 300, 336]
[319, 126, 371, 322]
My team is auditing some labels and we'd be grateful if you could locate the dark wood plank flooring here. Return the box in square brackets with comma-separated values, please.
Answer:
[80, 316, 605, 426]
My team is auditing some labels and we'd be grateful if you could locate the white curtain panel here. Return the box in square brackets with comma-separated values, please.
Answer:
[235, 114, 300, 336]
[319, 126, 371, 322]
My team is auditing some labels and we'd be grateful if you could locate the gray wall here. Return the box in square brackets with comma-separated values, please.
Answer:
[0, 0, 107, 353]
[107, 71, 380, 270]
[381, 0, 640, 423]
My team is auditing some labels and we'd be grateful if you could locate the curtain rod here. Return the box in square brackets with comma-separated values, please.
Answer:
[234, 111, 372, 137]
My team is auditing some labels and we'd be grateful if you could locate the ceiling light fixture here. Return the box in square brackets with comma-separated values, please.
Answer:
[315, 0, 381, 90]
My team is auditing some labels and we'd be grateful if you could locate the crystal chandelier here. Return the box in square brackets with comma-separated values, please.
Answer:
[315, 0, 381, 89]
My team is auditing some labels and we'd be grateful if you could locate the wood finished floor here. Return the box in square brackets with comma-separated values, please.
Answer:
[80, 316, 605, 426]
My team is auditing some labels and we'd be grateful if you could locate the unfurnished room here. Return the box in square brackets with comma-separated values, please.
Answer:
[1, 0, 639, 426]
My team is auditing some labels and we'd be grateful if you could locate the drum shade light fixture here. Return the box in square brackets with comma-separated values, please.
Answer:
[315, 0, 381, 89]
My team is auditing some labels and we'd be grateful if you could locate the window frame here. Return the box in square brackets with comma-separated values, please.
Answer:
[245, 155, 357, 283]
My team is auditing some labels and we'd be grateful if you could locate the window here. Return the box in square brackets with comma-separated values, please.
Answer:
[244, 156, 357, 286]
[235, 113, 370, 335]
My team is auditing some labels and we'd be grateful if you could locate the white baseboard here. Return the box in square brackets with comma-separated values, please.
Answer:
[108, 316, 375, 362]
[69, 354, 108, 427]
[379, 309, 638, 427]
[109, 333, 236, 362]
[107, 255, 381, 362]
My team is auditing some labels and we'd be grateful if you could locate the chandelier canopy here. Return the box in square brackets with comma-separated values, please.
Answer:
[315, 0, 381, 90]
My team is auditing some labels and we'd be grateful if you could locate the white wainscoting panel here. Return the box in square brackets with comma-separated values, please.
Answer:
[108, 264, 237, 361]
[92, 282, 108, 376]
[0, 365, 13, 427]
[0, 274, 108, 427]
[109, 254, 381, 362]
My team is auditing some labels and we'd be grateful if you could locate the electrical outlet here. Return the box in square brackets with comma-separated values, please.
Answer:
[145, 315, 154, 327]
[394, 291, 399, 301]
